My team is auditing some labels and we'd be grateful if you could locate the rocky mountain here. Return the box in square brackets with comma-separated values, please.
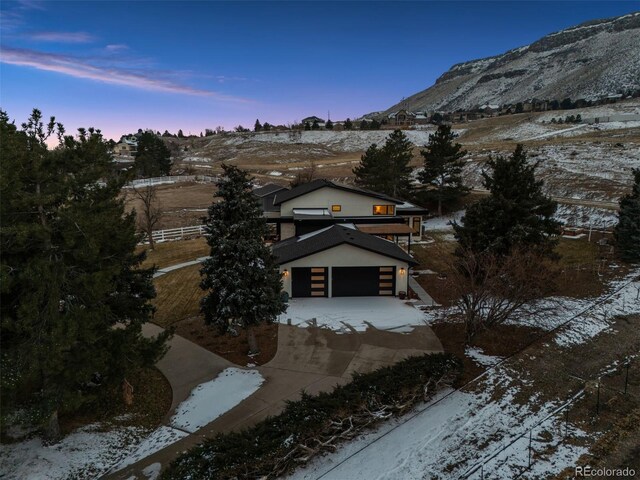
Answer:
[380, 12, 640, 115]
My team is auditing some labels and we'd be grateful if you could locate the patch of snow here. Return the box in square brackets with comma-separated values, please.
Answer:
[142, 462, 162, 479]
[170, 368, 264, 433]
[280, 297, 426, 332]
[111, 426, 187, 471]
[423, 211, 465, 231]
[268, 171, 283, 176]
[466, 346, 502, 367]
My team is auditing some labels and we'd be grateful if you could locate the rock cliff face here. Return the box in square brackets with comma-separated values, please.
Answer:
[381, 12, 640, 114]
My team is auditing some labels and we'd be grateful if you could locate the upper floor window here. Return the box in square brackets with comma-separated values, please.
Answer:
[373, 205, 395, 215]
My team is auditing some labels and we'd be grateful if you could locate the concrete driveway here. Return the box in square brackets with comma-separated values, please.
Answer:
[281, 296, 430, 332]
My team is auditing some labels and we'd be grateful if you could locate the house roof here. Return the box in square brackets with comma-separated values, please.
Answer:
[301, 116, 325, 123]
[272, 179, 404, 206]
[272, 224, 418, 266]
[253, 183, 288, 198]
[396, 201, 429, 215]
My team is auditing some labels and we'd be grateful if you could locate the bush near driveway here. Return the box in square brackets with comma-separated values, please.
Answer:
[161, 353, 462, 480]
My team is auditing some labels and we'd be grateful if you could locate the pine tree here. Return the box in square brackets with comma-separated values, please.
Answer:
[419, 124, 469, 216]
[325, 119, 334, 130]
[304, 121, 311, 131]
[353, 130, 413, 198]
[311, 120, 320, 130]
[200, 165, 286, 354]
[614, 168, 640, 263]
[353, 143, 384, 192]
[177, 129, 185, 138]
[254, 119, 262, 132]
[135, 132, 172, 177]
[0, 109, 168, 441]
[344, 118, 353, 130]
[453, 144, 560, 257]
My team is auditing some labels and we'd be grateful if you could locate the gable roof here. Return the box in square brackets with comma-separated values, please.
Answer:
[272, 224, 418, 266]
[253, 183, 288, 198]
[272, 179, 403, 206]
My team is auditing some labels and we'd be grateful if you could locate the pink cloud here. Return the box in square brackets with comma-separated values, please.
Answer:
[28, 31, 96, 43]
[1, 46, 251, 101]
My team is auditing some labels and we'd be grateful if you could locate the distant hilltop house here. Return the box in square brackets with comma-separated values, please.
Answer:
[387, 110, 430, 126]
[301, 116, 326, 128]
[113, 135, 138, 157]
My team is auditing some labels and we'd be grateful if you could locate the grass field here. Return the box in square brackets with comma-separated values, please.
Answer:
[138, 237, 209, 269]
[152, 264, 202, 327]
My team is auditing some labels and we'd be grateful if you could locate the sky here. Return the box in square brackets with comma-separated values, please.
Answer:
[0, 1, 637, 141]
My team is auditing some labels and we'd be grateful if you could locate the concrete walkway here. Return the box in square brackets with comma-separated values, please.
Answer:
[409, 276, 439, 306]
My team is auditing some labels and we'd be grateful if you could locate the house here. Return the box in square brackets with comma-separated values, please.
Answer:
[273, 224, 417, 297]
[113, 135, 138, 157]
[259, 179, 427, 243]
[301, 116, 326, 128]
[387, 109, 416, 126]
[258, 179, 429, 298]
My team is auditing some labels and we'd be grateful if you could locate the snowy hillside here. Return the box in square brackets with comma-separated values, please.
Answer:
[380, 12, 640, 114]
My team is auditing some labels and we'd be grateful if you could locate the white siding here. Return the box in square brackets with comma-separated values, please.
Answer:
[279, 187, 396, 218]
[280, 243, 410, 297]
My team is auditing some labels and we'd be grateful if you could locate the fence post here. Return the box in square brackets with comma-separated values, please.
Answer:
[180, 227, 185, 240]
[528, 429, 532, 468]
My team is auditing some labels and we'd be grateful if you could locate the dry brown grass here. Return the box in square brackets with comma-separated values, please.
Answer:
[152, 264, 203, 327]
[138, 237, 209, 269]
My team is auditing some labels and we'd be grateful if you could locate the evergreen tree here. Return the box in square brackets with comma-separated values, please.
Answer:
[353, 129, 413, 198]
[353, 143, 384, 193]
[370, 119, 381, 130]
[177, 129, 184, 138]
[0, 109, 168, 441]
[614, 169, 640, 263]
[254, 119, 262, 132]
[453, 144, 560, 257]
[344, 118, 353, 130]
[311, 120, 320, 130]
[135, 132, 172, 177]
[304, 121, 311, 131]
[200, 165, 286, 354]
[263, 122, 272, 131]
[325, 119, 334, 130]
[359, 120, 369, 130]
[419, 124, 469, 216]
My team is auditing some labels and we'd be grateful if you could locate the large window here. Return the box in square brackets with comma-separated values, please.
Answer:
[373, 205, 395, 215]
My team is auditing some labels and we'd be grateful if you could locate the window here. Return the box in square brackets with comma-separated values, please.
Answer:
[373, 205, 395, 215]
[331, 204, 342, 212]
[413, 217, 421, 234]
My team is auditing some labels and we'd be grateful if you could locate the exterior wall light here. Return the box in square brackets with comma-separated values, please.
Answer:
[399, 267, 406, 275]
[283, 269, 289, 277]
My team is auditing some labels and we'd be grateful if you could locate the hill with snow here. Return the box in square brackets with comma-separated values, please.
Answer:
[379, 12, 640, 115]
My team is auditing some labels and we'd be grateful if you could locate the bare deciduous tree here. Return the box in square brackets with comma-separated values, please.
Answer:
[133, 184, 162, 249]
[449, 247, 558, 343]
[290, 160, 317, 187]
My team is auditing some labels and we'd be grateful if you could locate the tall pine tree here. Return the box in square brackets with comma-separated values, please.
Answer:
[453, 144, 560, 257]
[0, 110, 168, 441]
[135, 131, 172, 177]
[613, 168, 640, 263]
[200, 165, 286, 354]
[419, 124, 469, 216]
[353, 129, 413, 198]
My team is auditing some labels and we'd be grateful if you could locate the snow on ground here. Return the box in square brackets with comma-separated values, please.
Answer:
[422, 210, 465, 232]
[555, 204, 618, 229]
[466, 346, 503, 367]
[280, 297, 426, 333]
[1, 368, 265, 479]
[170, 368, 264, 433]
[111, 426, 188, 471]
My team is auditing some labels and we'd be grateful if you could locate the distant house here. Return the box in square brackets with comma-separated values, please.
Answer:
[387, 109, 416, 126]
[301, 116, 326, 128]
[113, 135, 138, 157]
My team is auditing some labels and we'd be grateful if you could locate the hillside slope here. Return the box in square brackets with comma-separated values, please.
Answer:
[381, 12, 640, 114]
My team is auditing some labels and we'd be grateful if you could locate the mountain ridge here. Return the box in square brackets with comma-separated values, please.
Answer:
[376, 12, 640, 116]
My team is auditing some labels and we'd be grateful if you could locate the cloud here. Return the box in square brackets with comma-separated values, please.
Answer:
[27, 31, 96, 43]
[0, 46, 251, 101]
[105, 43, 129, 52]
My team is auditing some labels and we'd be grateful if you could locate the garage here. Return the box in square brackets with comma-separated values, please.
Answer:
[332, 266, 396, 297]
[291, 267, 328, 297]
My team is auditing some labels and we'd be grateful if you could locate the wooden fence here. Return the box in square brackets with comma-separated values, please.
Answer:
[139, 225, 206, 244]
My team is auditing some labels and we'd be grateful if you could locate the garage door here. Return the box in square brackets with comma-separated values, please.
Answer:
[332, 266, 396, 297]
[291, 267, 328, 297]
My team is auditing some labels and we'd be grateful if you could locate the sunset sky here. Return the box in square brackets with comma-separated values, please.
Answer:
[1, 1, 636, 141]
